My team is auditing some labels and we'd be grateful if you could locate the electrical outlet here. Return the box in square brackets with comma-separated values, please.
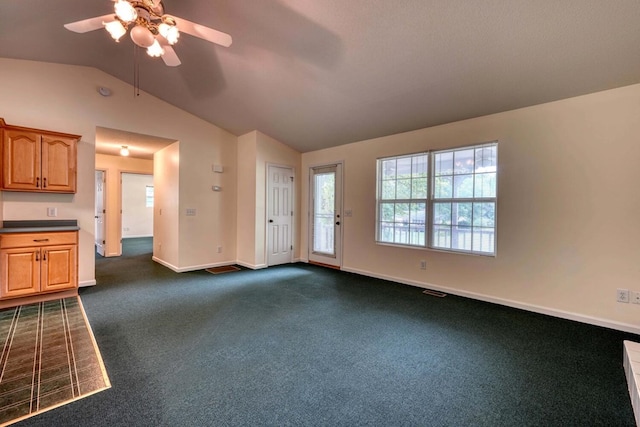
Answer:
[617, 289, 630, 303]
[217, 246, 222, 253]
[630, 291, 640, 305]
[420, 260, 426, 270]
[186, 208, 196, 216]
[47, 207, 57, 217]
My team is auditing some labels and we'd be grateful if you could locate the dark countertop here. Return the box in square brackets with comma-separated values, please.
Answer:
[0, 220, 80, 234]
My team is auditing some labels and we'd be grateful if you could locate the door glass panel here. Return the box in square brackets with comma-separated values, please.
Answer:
[313, 172, 335, 255]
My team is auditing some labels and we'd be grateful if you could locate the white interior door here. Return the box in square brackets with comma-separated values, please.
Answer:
[95, 170, 106, 256]
[309, 163, 342, 267]
[267, 165, 294, 266]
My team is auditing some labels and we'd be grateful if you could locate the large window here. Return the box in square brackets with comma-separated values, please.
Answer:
[376, 142, 497, 255]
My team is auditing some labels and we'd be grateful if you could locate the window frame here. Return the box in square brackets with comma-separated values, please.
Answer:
[375, 141, 498, 256]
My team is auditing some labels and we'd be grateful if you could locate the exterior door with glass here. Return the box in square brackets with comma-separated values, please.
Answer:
[309, 164, 342, 268]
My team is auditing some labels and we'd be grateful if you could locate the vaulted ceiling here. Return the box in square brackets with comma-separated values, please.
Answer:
[2, 0, 640, 153]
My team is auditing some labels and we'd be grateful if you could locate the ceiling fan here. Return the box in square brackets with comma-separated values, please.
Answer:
[64, 0, 232, 67]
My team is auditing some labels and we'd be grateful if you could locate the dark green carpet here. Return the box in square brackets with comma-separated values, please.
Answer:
[19, 237, 639, 426]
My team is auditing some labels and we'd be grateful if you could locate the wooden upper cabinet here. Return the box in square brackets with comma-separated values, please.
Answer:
[2, 129, 40, 191]
[0, 119, 79, 193]
[41, 135, 77, 193]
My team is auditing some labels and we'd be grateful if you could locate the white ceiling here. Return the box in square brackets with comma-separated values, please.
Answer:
[95, 127, 177, 160]
[2, 0, 640, 153]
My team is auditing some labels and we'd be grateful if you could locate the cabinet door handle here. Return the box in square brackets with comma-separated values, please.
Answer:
[33, 239, 49, 242]
[43, 177, 47, 188]
[36, 177, 40, 187]
[35, 251, 40, 261]
[43, 251, 47, 261]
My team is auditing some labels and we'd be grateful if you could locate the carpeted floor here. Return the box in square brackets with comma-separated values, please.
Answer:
[19, 237, 640, 426]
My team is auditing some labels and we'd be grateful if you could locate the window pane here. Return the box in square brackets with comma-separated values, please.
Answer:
[412, 155, 428, 178]
[313, 172, 336, 254]
[475, 146, 497, 172]
[395, 203, 409, 223]
[432, 225, 451, 249]
[145, 185, 154, 208]
[453, 175, 473, 198]
[382, 180, 396, 199]
[409, 202, 426, 245]
[397, 157, 412, 178]
[454, 149, 474, 174]
[452, 225, 472, 251]
[380, 203, 395, 222]
[382, 159, 396, 180]
[472, 228, 495, 253]
[472, 202, 495, 227]
[474, 172, 496, 198]
[411, 178, 427, 199]
[452, 203, 472, 226]
[396, 179, 412, 199]
[435, 152, 453, 176]
[379, 222, 395, 242]
[434, 176, 452, 199]
[377, 152, 429, 248]
[433, 202, 451, 225]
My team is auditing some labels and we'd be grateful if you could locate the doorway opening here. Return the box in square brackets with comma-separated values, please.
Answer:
[121, 172, 154, 253]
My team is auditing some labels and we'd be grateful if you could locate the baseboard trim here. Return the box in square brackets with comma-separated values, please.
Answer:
[79, 280, 96, 288]
[341, 266, 640, 335]
[236, 261, 268, 270]
[151, 257, 237, 273]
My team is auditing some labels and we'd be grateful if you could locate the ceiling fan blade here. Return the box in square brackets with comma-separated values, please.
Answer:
[172, 17, 232, 47]
[64, 14, 115, 33]
[161, 45, 181, 67]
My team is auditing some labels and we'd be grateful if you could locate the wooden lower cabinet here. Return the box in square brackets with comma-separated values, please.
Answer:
[0, 231, 78, 302]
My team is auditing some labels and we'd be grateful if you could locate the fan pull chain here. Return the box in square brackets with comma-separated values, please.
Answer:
[133, 45, 141, 97]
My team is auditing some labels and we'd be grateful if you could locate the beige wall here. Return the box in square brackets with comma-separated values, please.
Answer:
[121, 173, 154, 238]
[95, 154, 154, 256]
[301, 84, 640, 333]
[236, 131, 301, 268]
[0, 58, 237, 283]
[153, 143, 180, 267]
[236, 132, 258, 266]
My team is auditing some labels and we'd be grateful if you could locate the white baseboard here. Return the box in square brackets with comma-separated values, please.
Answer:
[79, 279, 96, 287]
[341, 266, 640, 335]
[236, 261, 268, 270]
[151, 256, 237, 273]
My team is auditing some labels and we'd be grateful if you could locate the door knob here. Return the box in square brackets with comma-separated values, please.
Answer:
[335, 221, 340, 226]
[269, 219, 273, 223]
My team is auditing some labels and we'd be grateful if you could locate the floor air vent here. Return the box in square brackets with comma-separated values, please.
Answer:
[422, 289, 447, 298]
[623, 340, 640, 426]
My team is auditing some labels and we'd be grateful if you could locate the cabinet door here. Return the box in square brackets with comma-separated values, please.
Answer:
[2, 129, 41, 190]
[41, 244, 77, 292]
[41, 135, 77, 193]
[0, 247, 40, 299]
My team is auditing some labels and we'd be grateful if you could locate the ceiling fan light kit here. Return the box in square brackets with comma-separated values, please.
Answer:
[65, 0, 231, 67]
